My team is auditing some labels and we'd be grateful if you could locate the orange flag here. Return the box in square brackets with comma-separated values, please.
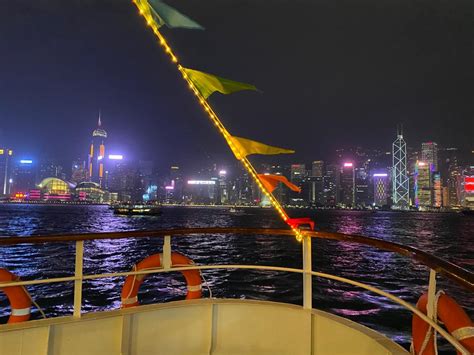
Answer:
[257, 174, 301, 193]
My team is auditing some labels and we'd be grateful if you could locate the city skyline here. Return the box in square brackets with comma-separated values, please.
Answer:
[1, 1, 473, 167]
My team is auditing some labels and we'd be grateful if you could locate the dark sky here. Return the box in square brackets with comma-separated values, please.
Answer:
[0, 0, 473, 169]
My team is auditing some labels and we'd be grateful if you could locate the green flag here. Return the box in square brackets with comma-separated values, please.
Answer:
[182, 68, 258, 99]
[148, 0, 204, 30]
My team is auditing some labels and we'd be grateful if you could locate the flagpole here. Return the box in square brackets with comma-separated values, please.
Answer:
[131, 1, 303, 241]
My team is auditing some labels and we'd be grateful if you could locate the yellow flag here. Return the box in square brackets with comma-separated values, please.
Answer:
[182, 68, 257, 99]
[229, 136, 295, 160]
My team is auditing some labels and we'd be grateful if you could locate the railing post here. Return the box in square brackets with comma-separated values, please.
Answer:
[427, 269, 437, 320]
[162, 235, 172, 269]
[303, 235, 312, 310]
[73, 240, 84, 318]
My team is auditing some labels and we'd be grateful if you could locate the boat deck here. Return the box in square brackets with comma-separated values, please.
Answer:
[0, 299, 408, 355]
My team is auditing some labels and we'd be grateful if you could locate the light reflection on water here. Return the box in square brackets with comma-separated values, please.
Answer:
[0, 204, 473, 352]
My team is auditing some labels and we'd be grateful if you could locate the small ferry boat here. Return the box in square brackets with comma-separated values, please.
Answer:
[113, 204, 162, 216]
[229, 206, 245, 214]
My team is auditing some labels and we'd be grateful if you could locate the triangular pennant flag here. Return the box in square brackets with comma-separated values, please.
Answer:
[182, 68, 257, 99]
[257, 174, 301, 193]
[147, 0, 204, 30]
[229, 136, 295, 160]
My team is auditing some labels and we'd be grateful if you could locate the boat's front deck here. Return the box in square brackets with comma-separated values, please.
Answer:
[0, 298, 408, 355]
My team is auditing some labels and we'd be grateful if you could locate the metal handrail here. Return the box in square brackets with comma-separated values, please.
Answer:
[0, 228, 472, 354]
[0, 227, 472, 291]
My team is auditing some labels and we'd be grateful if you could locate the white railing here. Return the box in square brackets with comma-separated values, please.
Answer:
[0, 229, 471, 354]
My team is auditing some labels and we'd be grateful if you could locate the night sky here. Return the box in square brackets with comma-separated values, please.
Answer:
[1, 0, 473, 169]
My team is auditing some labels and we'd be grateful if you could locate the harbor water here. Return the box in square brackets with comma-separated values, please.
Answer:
[0, 204, 472, 351]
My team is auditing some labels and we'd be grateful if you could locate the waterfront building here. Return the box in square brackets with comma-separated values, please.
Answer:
[340, 162, 355, 207]
[392, 128, 410, 208]
[290, 164, 306, 187]
[184, 179, 217, 204]
[217, 169, 229, 204]
[324, 164, 339, 206]
[355, 167, 370, 207]
[433, 172, 442, 208]
[414, 162, 432, 208]
[373, 172, 389, 207]
[311, 161, 324, 178]
[459, 167, 474, 210]
[305, 176, 325, 206]
[13, 159, 37, 194]
[88, 114, 107, 188]
[0, 148, 14, 195]
[75, 181, 105, 203]
[37, 177, 75, 201]
[421, 142, 439, 172]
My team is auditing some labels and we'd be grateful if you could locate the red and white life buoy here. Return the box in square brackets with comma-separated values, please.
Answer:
[121, 252, 202, 308]
[412, 292, 474, 355]
[0, 268, 32, 323]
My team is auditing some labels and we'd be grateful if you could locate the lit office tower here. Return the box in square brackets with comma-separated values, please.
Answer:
[88, 114, 107, 187]
[13, 159, 37, 193]
[311, 161, 324, 177]
[373, 172, 389, 207]
[340, 162, 355, 207]
[392, 128, 410, 208]
[290, 164, 306, 187]
[0, 148, 14, 195]
[415, 162, 432, 208]
[421, 142, 438, 172]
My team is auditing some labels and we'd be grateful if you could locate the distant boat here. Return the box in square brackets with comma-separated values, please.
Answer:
[113, 204, 162, 216]
[229, 207, 245, 214]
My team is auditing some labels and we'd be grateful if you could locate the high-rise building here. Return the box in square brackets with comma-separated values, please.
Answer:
[373, 172, 389, 207]
[88, 114, 107, 188]
[304, 176, 324, 206]
[340, 162, 355, 207]
[392, 128, 410, 208]
[355, 167, 370, 207]
[414, 161, 432, 208]
[311, 161, 324, 178]
[421, 142, 439, 172]
[0, 148, 14, 195]
[324, 164, 339, 206]
[433, 172, 442, 208]
[290, 164, 306, 187]
[459, 167, 474, 210]
[13, 159, 37, 194]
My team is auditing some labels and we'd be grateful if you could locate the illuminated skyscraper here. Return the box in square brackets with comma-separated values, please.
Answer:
[421, 142, 438, 172]
[373, 172, 389, 207]
[88, 113, 107, 188]
[340, 162, 355, 207]
[0, 148, 14, 195]
[311, 161, 324, 177]
[414, 161, 432, 208]
[392, 127, 409, 208]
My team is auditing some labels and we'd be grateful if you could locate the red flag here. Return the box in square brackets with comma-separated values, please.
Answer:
[287, 218, 315, 231]
[257, 174, 301, 193]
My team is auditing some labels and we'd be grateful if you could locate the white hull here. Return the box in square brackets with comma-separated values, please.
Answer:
[0, 299, 407, 355]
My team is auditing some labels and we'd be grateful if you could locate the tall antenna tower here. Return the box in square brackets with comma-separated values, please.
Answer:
[392, 125, 410, 208]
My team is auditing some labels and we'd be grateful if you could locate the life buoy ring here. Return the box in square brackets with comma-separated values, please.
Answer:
[412, 292, 474, 355]
[121, 252, 202, 308]
[0, 268, 32, 323]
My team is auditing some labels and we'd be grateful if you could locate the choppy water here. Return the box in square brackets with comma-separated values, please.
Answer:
[0, 204, 473, 352]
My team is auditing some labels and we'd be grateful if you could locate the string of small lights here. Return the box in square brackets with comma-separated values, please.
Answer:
[132, 1, 303, 241]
